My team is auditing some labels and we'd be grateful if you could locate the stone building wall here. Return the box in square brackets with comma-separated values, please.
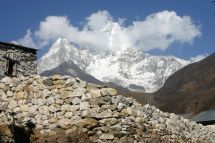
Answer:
[0, 46, 37, 77]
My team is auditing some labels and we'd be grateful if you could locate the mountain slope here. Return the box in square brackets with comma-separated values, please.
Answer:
[40, 60, 102, 84]
[40, 60, 133, 94]
[38, 38, 190, 93]
[154, 53, 215, 114]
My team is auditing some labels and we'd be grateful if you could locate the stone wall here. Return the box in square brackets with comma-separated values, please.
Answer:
[0, 75, 214, 143]
[0, 47, 37, 77]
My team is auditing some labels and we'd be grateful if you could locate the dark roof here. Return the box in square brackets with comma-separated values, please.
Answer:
[0, 41, 38, 54]
[191, 110, 215, 122]
[196, 120, 215, 125]
[180, 110, 215, 125]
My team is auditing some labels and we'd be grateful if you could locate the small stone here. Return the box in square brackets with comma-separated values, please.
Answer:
[20, 105, 29, 112]
[29, 105, 38, 115]
[89, 97, 108, 106]
[52, 75, 62, 80]
[136, 110, 146, 117]
[101, 88, 117, 96]
[81, 109, 90, 117]
[100, 134, 114, 140]
[65, 78, 76, 86]
[64, 112, 73, 118]
[143, 104, 150, 109]
[81, 93, 92, 101]
[56, 111, 65, 116]
[26, 84, 33, 92]
[65, 86, 73, 91]
[99, 109, 112, 118]
[0, 89, 7, 101]
[1, 76, 12, 83]
[13, 107, 20, 112]
[49, 117, 58, 124]
[43, 78, 53, 86]
[80, 102, 90, 110]
[59, 119, 71, 129]
[120, 107, 132, 116]
[8, 99, 17, 110]
[42, 89, 51, 98]
[0, 103, 8, 111]
[53, 79, 65, 85]
[53, 84, 65, 89]
[38, 106, 50, 115]
[46, 96, 55, 105]
[76, 118, 97, 129]
[61, 104, 71, 111]
[117, 103, 124, 111]
[99, 118, 118, 126]
[0, 83, 5, 89]
[86, 83, 99, 91]
[110, 124, 122, 132]
[42, 120, 49, 126]
[90, 89, 101, 98]
[72, 97, 81, 105]
[7, 91, 13, 97]
[55, 98, 64, 105]
[60, 91, 72, 99]
[36, 124, 43, 130]
[49, 104, 61, 112]
[49, 124, 57, 130]
[71, 88, 86, 97]
[70, 105, 80, 111]
[15, 84, 24, 92]
[79, 80, 87, 88]
[15, 92, 25, 100]
[51, 89, 59, 94]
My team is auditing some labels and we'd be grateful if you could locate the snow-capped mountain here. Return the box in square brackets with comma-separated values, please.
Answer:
[38, 38, 191, 93]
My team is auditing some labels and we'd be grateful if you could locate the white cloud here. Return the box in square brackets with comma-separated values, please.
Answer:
[126, 11, 201, 51]
[190, 54, 208, 62]
[18, 10, 201, 51]
[18, 29, 37, 48]
[35, 16, 78, 42]
[85, 10, 113, 30]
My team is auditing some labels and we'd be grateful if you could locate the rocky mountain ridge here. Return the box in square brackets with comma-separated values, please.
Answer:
[40, 60, 102, 85]
[38, 38, 191, 93]
[154, 52, 215, 114]
[0, 75, 214, 142]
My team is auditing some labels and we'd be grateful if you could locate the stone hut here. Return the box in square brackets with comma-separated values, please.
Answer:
[0, 41, 37, 78]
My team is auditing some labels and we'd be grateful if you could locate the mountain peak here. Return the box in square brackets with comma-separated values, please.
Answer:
[55, 38, 70, 45]
[51, 38, 72, 51]
[39, 39, 191, 93]
[117, 47, 141, 56]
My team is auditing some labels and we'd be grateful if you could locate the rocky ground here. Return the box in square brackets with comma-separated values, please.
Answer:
[0, 75, 215, 143]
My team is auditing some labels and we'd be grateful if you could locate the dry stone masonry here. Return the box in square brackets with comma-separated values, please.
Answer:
[0, 42, 37, 77]
[0, 75, 214, 143]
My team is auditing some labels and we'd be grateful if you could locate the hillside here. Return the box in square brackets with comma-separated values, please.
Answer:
[40, 60, 102, 84]
[154, 53, 215, 114]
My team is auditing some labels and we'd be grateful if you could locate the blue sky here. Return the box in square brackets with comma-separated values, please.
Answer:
[0, 0, 215, 60]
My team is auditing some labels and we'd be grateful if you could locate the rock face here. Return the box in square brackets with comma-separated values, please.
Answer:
[0, 75, 214, 143]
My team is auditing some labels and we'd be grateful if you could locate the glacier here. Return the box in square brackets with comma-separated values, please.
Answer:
[38, 38, 191, 93]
